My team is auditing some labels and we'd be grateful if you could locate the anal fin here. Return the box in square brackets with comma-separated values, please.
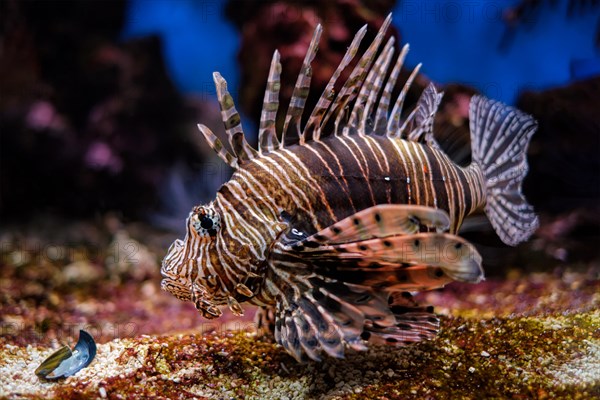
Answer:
[364, 292, 439, 345]
[278, 234, 483, 290]
[255, 306, 276, 339]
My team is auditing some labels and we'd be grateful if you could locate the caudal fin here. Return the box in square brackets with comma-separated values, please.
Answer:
[469, 95, 539, 246]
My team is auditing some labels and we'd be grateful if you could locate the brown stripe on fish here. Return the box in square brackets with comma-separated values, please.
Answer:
[215, 187, 268, 258]
[421, 144, 449, 212]
[264, 152, 324, 228]
[278, 142, 350, 231]
[225, 180, 281, 241]
[297, 143, 358, 217]
[229, 169, 280, 220]
[336, 136, 378, 206]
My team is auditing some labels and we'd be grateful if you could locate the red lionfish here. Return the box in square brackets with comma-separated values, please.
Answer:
[161, 15, 538, 362]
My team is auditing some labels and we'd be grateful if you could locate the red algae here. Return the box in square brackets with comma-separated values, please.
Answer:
[1, 223, 598, 399]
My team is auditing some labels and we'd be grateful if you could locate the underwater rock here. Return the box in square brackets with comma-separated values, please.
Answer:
[224, 0, 428, 130]
[0, 0, 213, 220]
[516, 77, 600, 265]
[105, 230, 159, 282]
[62, 261, 104, 285]
[518, 77, 600, 214]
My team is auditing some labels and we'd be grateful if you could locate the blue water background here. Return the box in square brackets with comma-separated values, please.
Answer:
[122, 0, 598, 106]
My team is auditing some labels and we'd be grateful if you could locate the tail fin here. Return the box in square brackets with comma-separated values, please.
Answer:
[469, 95, 539, 246]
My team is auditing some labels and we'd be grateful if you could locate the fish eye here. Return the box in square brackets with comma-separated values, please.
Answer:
[190, 206, 220, 238]
[199, 215, 214, 229]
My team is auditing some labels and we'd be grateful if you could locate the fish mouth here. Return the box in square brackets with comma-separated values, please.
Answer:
[167, 238, 184, 254]
[160, 277, 192, 301]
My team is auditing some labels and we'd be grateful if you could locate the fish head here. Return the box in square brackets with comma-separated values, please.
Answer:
[161, 203, 225, 319]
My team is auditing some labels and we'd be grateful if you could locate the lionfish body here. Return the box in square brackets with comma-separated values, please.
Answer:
[161, 15, 539, 362]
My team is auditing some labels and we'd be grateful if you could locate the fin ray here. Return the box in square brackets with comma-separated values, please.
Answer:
[304, 26, 367, 141]
[213, 72, 258, 163]
[387, 63, 422, 137]
[322, 15, 392, 136]
[277, 232, 484, 288]
[361, 38, 396, 134]
[197, 124, 238, 169]
[469, 95, 539, 246]
[365, 292, 438, 345]
[304, 204, 451, 244]
[327, 233, 484, 284]
[348, 37, 395, 132]
[407, 82, 444, 146]
[258, 51, 282, 153]
[374, 44, 409, 133]
[282, 25, 323, 147]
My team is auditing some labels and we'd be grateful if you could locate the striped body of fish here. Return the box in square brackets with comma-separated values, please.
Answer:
[161, 15, 539, 362]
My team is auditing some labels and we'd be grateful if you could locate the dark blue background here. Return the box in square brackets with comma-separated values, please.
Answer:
[122, 0, 598, 107]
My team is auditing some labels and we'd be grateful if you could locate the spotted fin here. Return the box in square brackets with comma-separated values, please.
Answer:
[287, 233, 482, 289]
[300, 204, 451, 245]
[285, 233, 483, 291]
[270, 206, 482, 360]
[274, 206, 483, 287]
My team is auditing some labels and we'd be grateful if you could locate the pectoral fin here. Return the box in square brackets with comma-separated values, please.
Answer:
[303, 204, 450, 245]
[270, 267, 392, 362]
[322, 232, 484, 286]
[273, 206, 483, 290]
[269, 205, 483, 361]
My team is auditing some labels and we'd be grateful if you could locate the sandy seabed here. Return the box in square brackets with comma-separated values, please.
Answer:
[0, 223, 598, 399]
